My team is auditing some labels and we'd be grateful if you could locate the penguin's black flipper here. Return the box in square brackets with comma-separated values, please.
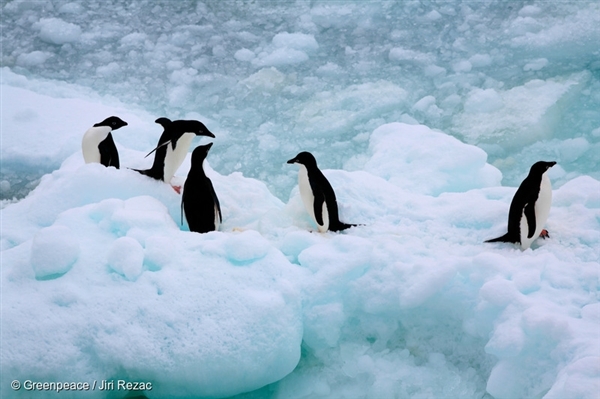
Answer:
[144, 140, 172, 158]
[312, 192, 325, 227]
[98, 133, 120, 169]
[524, 202, 537, 239]
[208, 179, 222, 223]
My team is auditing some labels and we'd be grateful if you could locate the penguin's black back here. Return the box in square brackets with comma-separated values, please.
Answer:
[182, 145, 221, 234]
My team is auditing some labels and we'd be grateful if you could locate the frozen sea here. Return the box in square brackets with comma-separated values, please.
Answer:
[1, 1, 599, 399]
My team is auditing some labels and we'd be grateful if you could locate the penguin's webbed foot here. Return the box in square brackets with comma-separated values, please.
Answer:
[172, 185, 182, 194]
[540, 229, 550, 239]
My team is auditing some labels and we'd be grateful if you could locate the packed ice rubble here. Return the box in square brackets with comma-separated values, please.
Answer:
[2, 1, 600, 200]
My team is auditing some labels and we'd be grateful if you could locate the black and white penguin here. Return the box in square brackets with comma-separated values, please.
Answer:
[81, 116, 128, 168]
[134, 118, 215, 185]
[182, 143, 222, 234]
[287, 151, 357, 233]
[486, 161, 556, 250]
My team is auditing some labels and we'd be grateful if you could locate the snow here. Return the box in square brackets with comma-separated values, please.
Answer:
[2, 1, 600, 399]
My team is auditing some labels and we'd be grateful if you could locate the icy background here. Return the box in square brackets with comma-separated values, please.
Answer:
[1, 1, 600, 399]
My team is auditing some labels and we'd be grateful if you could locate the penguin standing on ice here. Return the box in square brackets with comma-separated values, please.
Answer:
[81, 116, 128, 168]
[182, 143, 221, 234]
[134, 118, 215, 186]
[486, 161, 556, 250]
[287, 151, 357, 233]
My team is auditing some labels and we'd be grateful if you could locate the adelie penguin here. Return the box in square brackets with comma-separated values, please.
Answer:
[81, 116, 128, 168]
[486, 161, 556, 250]
[134, 118, 215, 191]
[182, 143, 222, 234]
[287, 151, 357, 233]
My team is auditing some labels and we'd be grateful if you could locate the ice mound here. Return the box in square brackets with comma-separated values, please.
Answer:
[358, 122, 502, 195]
[2, 167, 303, 398]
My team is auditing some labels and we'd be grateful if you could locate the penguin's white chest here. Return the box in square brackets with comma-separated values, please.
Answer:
[298, 165, 329, 232]
[82, 126, 111, 164]
[520, 173, 552, 250]
[164, 133, 195, 183]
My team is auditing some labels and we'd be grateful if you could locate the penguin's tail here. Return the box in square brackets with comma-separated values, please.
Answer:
[330, 222, 363, 232]
[131, 167, 147, 175]
[484, 233, 515, 243]
[130, 168, 162, 181]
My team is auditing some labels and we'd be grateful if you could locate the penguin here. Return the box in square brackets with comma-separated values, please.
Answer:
[81, 116, 128, 168]
[182, 143, 221, 234]
[486, 161, 556, 250]
[134, 118, 215, 185]
[287, 151, 357, 233]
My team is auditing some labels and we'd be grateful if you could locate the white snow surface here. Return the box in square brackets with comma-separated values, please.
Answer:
[2, 1, 600, 398]
[2, 80, 599, 399]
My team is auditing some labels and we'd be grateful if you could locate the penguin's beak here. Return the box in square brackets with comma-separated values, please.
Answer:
[287, 157, 297, 164]
[199, 129, 215, 138]
[205, 142, 214, 151]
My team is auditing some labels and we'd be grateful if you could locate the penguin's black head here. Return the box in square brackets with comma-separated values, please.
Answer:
[180, 120, 215, 138]
[529, 161, 557, 175]
[155, 117, 172, 129]
[191, 142, 213, 165]
[94, 116, 128, 130]
[287, 151, 317, 167]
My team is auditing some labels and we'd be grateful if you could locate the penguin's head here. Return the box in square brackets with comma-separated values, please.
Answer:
[287, 151, 317, 167]
[94, 116, 128, 131]
[530, 161, 557, 176]
[185, 120, 215, 138]
[191, 143, 213, 165]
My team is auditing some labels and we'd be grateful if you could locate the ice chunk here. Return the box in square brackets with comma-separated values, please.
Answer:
[523, 58, 549, 71]
[241, 67, 287, 91]
[272, 32, 319, 52]
[545, 357, 600, 399]
[107, 236, 144, 281]
[30, 225, 79, 280]
[468, 54, 493, 68]
[463, 89, 503, 114]
[235, 48, 256, 62]
[453, 72, 590, 149]
[16, 51, 53, 67]
[34, 17, 81, 45]
[255, 48, 309, 67]
[225, 230, 271, 266]
[389, 48, 435, 65]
